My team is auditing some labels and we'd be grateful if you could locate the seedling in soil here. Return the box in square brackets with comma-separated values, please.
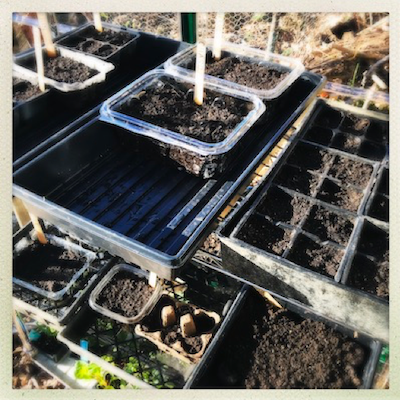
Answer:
[93, 13, 103, 32]
[37, 13, 56, 58]
[194, 42, 206, 105]
[213, 13, 225, 61]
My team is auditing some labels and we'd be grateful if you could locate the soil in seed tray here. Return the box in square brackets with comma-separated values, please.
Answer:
[181, 336, 203, 354]
[303, 126, 333, 146]
[117, 80, 252, 143]
[274, 164, 320, 196]
[202, 56, 289, 91]
[313, 106, 343, 129]
[347, 253, 389, 300]
[357, 222, 388, 261]
[331, 133, 361, 154]
[303, 205, 354, 246]
[96, 271, 154, 318]
[203, 289, 367, 389]
[13, 242, 85, 293]
[237, 214, 292, 256]
[287, 142, 333, 173]
[358, 141, 386, 161]
[80, 26, 132, 46]
[13, 79, 43, 102]
[287, 234, 343, 277]
[26, 55, 97, 83]
[317, 179, 363, 213]
[77, 40, 118, 57]
[328, 155, 373, 189]
[365, 120, 389, 144]
[256, 186, 311, 226]
[368, 194, 389, 222]
[340, 114, 371, 136]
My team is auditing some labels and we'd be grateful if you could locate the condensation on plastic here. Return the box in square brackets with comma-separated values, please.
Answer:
[165, 39, 305, 101]
[100, 69, 265, 156]
[13, 234, 96, 301]
[13, 45, 115, 93]
[89, 263, 163, 325]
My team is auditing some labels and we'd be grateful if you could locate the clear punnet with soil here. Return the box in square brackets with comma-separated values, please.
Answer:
[165, 40, 304, 122]
[13, 233, 96, 301]
[100, 69, 265, 178]
[89, 264, 163, 324]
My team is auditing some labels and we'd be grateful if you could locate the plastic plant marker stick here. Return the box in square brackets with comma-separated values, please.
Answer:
[194, 42, 206, 106]
[29, 213, 48, 244]
[161, 305, 176, 328]
[148, 271, 157, 288]
[212, 13, 224, 60]
[32, 26, 46, 92]
[180, 313, 196, 338]
[363, 82, 378, 110]
[80, 339, 89, 363]
[37, 13, 56, 58]
[372, 74, 387, 90]
[93, 13, 103, 32]
[12, 197, 31, 228]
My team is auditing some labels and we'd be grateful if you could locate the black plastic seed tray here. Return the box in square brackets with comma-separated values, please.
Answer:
[13, 71, 324, 280]
[55, 22, 140, 66]
[57, 263, 244, 389]
[189, 286, 382, 389]
[217, 100, 389, 342]
[13, 33, 188, 170]
[12, 221, 117, 329]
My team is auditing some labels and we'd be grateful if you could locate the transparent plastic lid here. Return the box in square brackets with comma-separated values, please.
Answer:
[13, 234, 96, 301]
[89, 263, 163, 325]
[165, 39, 305, 100]
[100, 69, 265, 156]
[13, 46, 115, 93]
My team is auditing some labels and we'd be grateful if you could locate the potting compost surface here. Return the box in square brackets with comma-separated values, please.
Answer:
[13, 78, 42, 102]
[13, 242, 86, 293]
[23, 55, 97, 84]
[117, 80, 252, 143]
[203, 56, 290, 91]
[96, 271, 154, 317]
[232, 102, 388, 281]
[196, 289, 368, 389]
[79, 26, 133, 46]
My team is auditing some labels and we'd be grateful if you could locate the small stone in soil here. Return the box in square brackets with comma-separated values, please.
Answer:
[340, 114, 370, 135]
[317, 179, 363, 213]
[328, 155, 373, 189]
[287, 234, 343, 277]
[287, 142, 333, 173]
[274, 164, 320, 196]
[256, 186, 311, 226]
[303, 205, 354, 246]
[304, 125, 333, 146]
[237, 214, 292, 256]
[202, 56, 290, 91]
[13, 79, 43, 102]
[347, 253, 388, 300]
[97, 271, 154, 318]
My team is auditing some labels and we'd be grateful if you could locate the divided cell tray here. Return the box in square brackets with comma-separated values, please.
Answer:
[13, 71, 324, 280]
[55, 22, 140, 66]
[217, 100, 389, 341]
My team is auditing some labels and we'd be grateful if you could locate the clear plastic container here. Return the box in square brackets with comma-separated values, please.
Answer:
[89, 263, 163, 324]
[100, 69, 265, 177]
[13, 45, 115, 93]
[165, 39, 305, 101]
[13, 234, 96, 301]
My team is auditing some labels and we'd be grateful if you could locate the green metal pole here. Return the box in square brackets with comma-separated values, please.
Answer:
[181, 13, 196, 44]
